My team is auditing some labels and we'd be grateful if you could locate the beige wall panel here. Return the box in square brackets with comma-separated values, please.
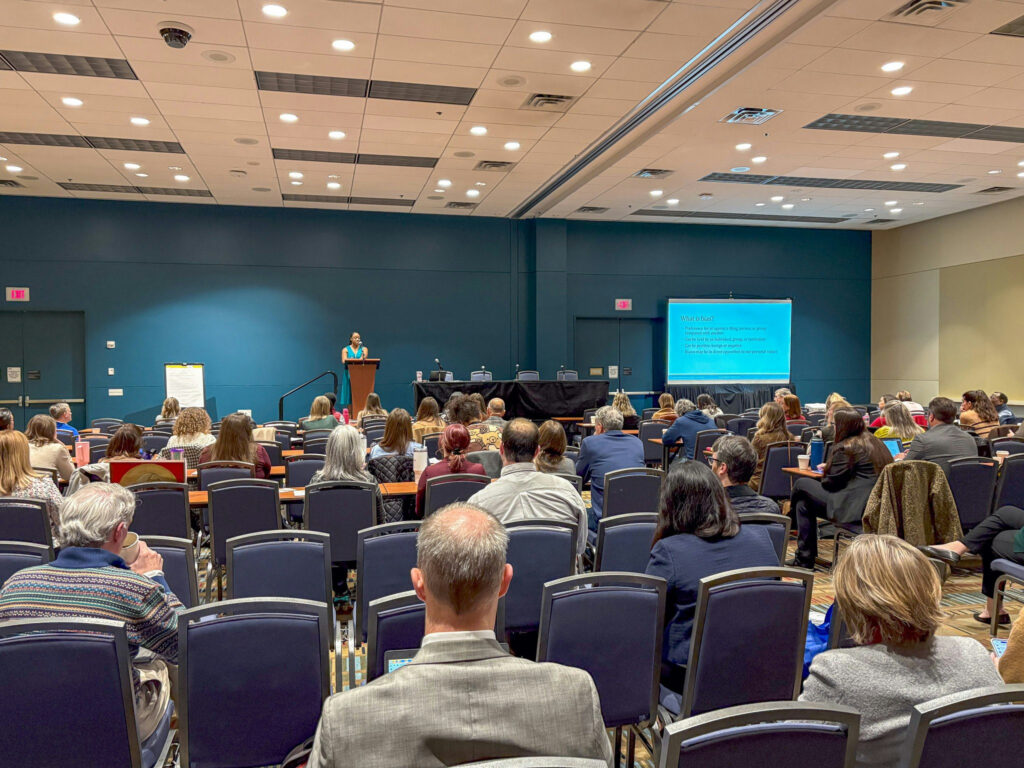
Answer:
[871, 269, 940, 400]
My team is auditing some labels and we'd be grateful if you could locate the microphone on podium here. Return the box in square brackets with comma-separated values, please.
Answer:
[435, 357, 444, 371]
[515, 363, 520, 374]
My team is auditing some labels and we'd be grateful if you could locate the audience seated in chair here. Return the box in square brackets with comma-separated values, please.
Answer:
[0, 483, 183, 741]
[799, 535, 1002, 767]
[646, 461, 777, 697]
[463, 395, 503, 452]
[485, 398, 508, 431]
[575, 406, 645, 534]
[305, 504, 612, 767]
[199, 413, 271, 479]
[959, 389, 1001, 439]
[612, 392, 639, 431]
[470, 419, 587, 557]
[67, 424, 148, 496]
[309, 426, 385, 524]
[301, 396, 341, 433]
[49, 401, 80, 438]
[749, 402, 796, 492]
[696, 393, 723, 420]
[0, 430, 63, 540]
[156, 407, 216, 469]
[992, 391, 1015, 426]
[898, 397, 978, 474]
[710, 435, 780, 515]
[25, 414, 74, 483]
[416, 424, 486, 517]
[411, 397, 445, 443]
[356, 393, 387, 430]
[773, 387, 792, 408]
[661, 399, 714, 462]
[0, 407, 14, 431]
[783, 394, 807, 425]
[868, 393, 899, 429]
[534, 420, 575, 475]
[652, 393, 676, 423]
[369, 408, 423, 460]
[873, 401, 923, 445]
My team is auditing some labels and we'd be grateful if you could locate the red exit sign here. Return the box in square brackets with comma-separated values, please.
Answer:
[5, 287, 29, 302]
[614, 298, 632, 311]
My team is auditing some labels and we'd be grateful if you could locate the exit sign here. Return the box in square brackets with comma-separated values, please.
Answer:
[5, 287, 29, 302]
[614, 298, 632, 311]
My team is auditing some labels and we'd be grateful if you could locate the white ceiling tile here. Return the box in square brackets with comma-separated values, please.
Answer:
[841, 22, 979, 57]
[505, 20, 638, 56]
[586, 78, 659, 100]
[461, 106, 558, 126]
[237, 1, 381, 33]
[362, 114, 458, 134]
[98, 8, 246, 46]
[370, 59, 487, 89]
[619, 32, 707, 63]
[379, 6, 514, 45]
[521, 0, 665, 31]
[490, 47, 616, 79]
[647, 2, 750, 36]
[145, 82, 259, 106]
[257, 90, 365, 115]
[775, 70, 889, 97]
[785, 16, 871, 47]
[569, 95, 639, 117]
[249, 48, 373, 79]
[602, 57, 682, 83]
[364, 99, 466, 120]
[117, 36, 251, 68]
[383, 0, 527, 18]
[128, 60, 257, 88]
[802, 48, 930, 78]
[954, 87, 1024, 111]
[244, 23, 377, 59]
[94, 0, 241, 20]
[950, 33, 1024, 66]
[375, 35, 498, 69]
[921, 102, 1024, 126]
[929, 138, 1017, 154]
[0, 27, 122, 57]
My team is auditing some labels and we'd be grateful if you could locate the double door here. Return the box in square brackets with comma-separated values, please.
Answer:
[573, 317, 665, 394]
[0, 312, 86, 430]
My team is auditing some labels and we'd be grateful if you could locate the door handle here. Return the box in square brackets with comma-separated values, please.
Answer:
[23, 397, 86, 406]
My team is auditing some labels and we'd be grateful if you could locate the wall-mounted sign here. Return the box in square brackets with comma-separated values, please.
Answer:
[5, 287, 29, 302]
[614, 298, 632, 311]
[608, 365, 619, 378]
[622, 367, 632, 376]
[589, 367, 603, 377]
[6, 367, 21, 383]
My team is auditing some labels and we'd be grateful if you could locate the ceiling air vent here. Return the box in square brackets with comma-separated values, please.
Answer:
[576, 206, 609, 214]
[975, 186, 1014, 194]
[719, 107, 781, 125]
[633, 168, 673, 179]
[993, 13, 1024, 37]
[0, 180, 23, 188]
[446, 201, 477, 210]
[522, 93, 575, 111]
[474, 160, 516, 172]
[888, 0, 968, 20]
[867, 218, 896, 224]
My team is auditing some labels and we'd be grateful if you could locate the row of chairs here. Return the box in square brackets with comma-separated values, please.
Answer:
[464, 370, 580, 381]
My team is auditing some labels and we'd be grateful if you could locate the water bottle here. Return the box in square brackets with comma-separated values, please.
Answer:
[413, 446, 428, 474]
[808, 438, 824, 469]
[342, 408, 350, 425]
[169, 447, 185, 465]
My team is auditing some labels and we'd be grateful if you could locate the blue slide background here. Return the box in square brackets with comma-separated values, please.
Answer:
[667, 300, 792, 383]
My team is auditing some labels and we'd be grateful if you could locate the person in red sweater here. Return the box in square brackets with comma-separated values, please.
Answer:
[415, 423, 486, 516]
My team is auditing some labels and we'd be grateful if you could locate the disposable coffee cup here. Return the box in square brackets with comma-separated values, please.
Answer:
[997, 450, 1010, 462]
[797, 454, 810, 470]
[120, 531, 140, 565]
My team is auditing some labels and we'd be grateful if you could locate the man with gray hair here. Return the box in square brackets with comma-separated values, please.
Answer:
[662, 398, 714, 462]
[49, 401, 79, 438]
[307, 504, 612, 767]
[576, 405, 645, 534]
[0, 483, 181, 740]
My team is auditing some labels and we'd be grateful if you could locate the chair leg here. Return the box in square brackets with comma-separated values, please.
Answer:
[204, 560, 214, 603]
[613, 726, 621, 768]
[626, 727, 636, 768]
[993, 576, 1008, 638]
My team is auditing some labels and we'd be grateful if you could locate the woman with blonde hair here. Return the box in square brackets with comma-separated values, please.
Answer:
[369, 408, 423, 460]
[0, 430, 63, 540]
[873, 401, 923, 445]
[612, 392, 639, 430]
[25, 414, 74, 482]
[535, 420, 575, 475]
[301, 395, 339, 432]
[412, 396, 445, 443]
[800, 535, 1001, 766]
[652, 393, 676, 422]
[357, 392, 387, 429]
[157, 397, 180, 422]
[157, 407, 215, 469]
[749, 402, 794, 491]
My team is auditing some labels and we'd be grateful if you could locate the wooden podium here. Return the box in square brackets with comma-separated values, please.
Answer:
[346, 358, 380, 412]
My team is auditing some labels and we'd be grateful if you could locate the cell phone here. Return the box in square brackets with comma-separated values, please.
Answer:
[992, 638, 1008, 657]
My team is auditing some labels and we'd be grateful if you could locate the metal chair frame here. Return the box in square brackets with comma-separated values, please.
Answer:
[594, 513, 658, 572]
[140, 535, 199, 608]
[423, 473, 492, 516]
[0, 498, 54, 555]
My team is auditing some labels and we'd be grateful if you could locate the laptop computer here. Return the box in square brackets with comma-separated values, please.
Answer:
[881, 438, 902, 457]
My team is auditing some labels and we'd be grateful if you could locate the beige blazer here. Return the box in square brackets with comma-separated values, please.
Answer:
[28, 441, 74, 482]
[307, 635, 612, 768]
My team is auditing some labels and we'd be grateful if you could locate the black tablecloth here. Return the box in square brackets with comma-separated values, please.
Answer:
[666, 383, 793, 413]
[413, 381, 609, 420]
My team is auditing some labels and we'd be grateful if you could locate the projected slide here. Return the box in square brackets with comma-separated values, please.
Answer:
[667, 299, 792, 384]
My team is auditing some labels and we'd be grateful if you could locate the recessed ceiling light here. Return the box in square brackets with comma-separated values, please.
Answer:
[890, 208, 902, 213]
[988, 170, 1002, 175]
[61, 97, 83, 107]
[1018, 171, 1024, 178]
[570, 61, 592, 73]
[130, 116, 150, 126]
[332, 39, 355, 52]
[328, 130, 345, 140]
[289, 171, 303, 179]
[751, 156, 767, 164]
[890, 163, 906, 171]
[891, 86, 913, 96]
[881, 61, 905, 73]
[290, 180, 302, 186]
[770, 195, 784, 203]
[913, 201, 924, 206]
[53, 12, 80, 26]
[469, 125, 487, 136]
[731, 166, 750, 173]
[667, 198, 679, 205]
[864, 208, 875, 212]
[781, 203, 794, 210]
[466, 189, 480, 198]
[1018, 160, 1024, 167]
[475, 181, 487, 187]
[433, 188, 444, 193]
[327, 182, 341, 190]
[279, 113, 298, 123]
[135, 173, 148, 178]
[123, 163, 140, 170]
[327, 174, 338, 179]
[0, 156, 6, 162]
[168, 166, 182, 171]
[6, 165, 23, 173]
[735, 143, 752, 151]
[800, 197, 811, 202]
[529, 30, 552, 43]
[884, 200, 898, 206]
[262, 4, 287, 18]
[650, 190, 663, 197]
[883, 151, 900, 159]
[755, 202, 766, 207]
[174, 174, 189, 182]
[437, 179, 452, 188]
[504, 141, 520, 151]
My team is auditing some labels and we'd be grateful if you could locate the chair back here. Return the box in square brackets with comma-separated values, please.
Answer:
[0, 618, 145, 767]
[89, 441, 110, 462]
[151, 424, 174, 436]
[142, 535, 199, 608]
[127, 482, 191, 539]
[141, 433, 169, 454]
[302, 437, 329, 454]
[0, 541, 51, 586]
[641, 408, 659, 421]
[517, 370, 540, 381]
[470, 369, 492, 382]
[31, 466, 58, 483]
[554, 473, 583, 491]
[681, 567, 813, 719]
[787, 423, 806, 437]
[178, 599, 331, 768]
[275, 431, 293, 453]
[715, 414, 739, 429]
[91, 418, 123, 429]
[56, 430, 76, 447]
[265, 421, 298, 437]
[760, 443, 805, 499]
[995, 454, 1024, 510]
[207, 479, 281, 565]
[304, 481, 378, 564]
[285, 454, 326, 488]
[660, 701, 860, 768]
[356, 522, 421, 642]
[557, 369, 579, 381]
[737, 513, 792, 565]
[800, 426, 818, 444]
[946, 457, 998, 532]
[226, 531, 331, 605]
[726, 417, 756, 436]
[467, 450, 503, 478]
[424, 473, 492, 516]
[603, 468, 664, 519]
[640, 420, 670, 465]
[303, 429, 333, 441]
[257, 440, 283, 466]
[990, 436, 1024, 456]
[0, 498, 52, 551]
[594, 513, 657, 573]
[899, 684, 1024, 768]
[504, 520, 577, 635]
[366, 454, 415, 523]
[364, 424, 386, 445]
[365, 590, 425, 682]
[422, 432, 443, 459]
[695, 429, 728, 464]
[538, 573, 665, 729]
[197, 461, 253, 491]
[583, 408, 598, 422]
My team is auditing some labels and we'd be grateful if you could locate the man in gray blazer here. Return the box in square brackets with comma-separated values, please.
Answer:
[902, 396, 978, 473]
[307, 504, 613, 768]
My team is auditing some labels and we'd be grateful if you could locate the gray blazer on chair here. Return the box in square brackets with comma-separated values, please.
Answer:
[307, 634, 613, 768]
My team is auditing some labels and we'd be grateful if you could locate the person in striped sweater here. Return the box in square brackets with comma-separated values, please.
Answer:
[0, 483, 182, 740]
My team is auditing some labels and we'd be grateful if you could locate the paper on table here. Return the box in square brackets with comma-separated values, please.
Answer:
[282, 488, 305, 497]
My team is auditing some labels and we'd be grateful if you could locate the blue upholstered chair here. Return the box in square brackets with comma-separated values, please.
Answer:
[127, 482, 191, 539]
[196, 461, 253, 491]
[994, 454, 1024, 510]
[517, 370, 540, 381]
[0, 498, 53, 553]
[594, 513, 657, 573]
[603, 468, 664, 519]
[503, 520, 577, 647]
[423, 473, 491, 516]
[736, 512, 792, 566]
[0, 541, 51, 587]
[285, 454, 325, 488]
[946, 457, 997, 532]
[226, 530, 332, 605]
[206, 479, 281, 601]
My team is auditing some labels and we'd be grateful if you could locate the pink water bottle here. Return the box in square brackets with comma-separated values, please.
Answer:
[74, 440, 90, 466]
[342, 408, 350, 425]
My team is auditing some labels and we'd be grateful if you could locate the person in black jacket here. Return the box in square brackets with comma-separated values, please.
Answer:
[789, 408, 893, 568]
[710, 434, 780, 515]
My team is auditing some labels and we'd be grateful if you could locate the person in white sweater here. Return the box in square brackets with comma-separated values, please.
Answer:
[800, 535, 1003, 767]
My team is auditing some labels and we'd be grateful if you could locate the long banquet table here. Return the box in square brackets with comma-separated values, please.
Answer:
[413, 380, 608, 419]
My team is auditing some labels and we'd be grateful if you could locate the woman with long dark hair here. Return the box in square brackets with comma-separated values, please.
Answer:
[646, 461, 778, 699]
[199, 413, 272, 479]
[789, 408, 893, 569]
[959, 389, 1001, 438]
[535, 420, 574, 474]
[415, 423, 486, 516]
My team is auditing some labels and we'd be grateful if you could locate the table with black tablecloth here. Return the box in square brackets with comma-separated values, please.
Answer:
[666, 383, 793, 413]
[413, 380, 609, 420]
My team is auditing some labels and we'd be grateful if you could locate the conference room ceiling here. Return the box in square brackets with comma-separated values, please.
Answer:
[1, 0, 1023, 230]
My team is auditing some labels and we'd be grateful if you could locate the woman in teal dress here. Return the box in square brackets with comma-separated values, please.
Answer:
[340, 331, 368, 412]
